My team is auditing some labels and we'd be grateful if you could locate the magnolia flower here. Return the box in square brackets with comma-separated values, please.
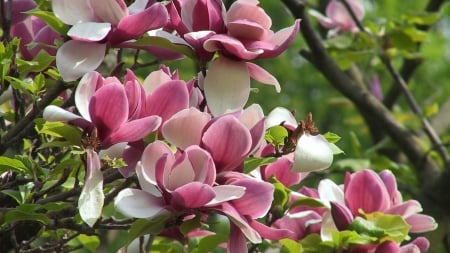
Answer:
[318, 169, 438, 241]
[162, 104, 265, 172]
[265, 107, 334, 173]
[0, 0, 36, 25]
[52, 0, 172, 81]
[309, 0, 365, 36]
[114, 141, 246, 218]
[43, 71, 161, 149]
[376, 237, 430, 253]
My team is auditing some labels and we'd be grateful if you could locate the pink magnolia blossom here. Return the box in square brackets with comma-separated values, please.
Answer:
[114, 141, 246, 218]
[309, 0, 365, 36]
[375, 237, 430, 253]
[0, 0, 36, 25]
[52, 0, 176, 81]
[318, 169, 437, 241]
[43, 70, 161, 149]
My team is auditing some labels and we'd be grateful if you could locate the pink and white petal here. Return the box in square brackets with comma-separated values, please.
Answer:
[162, 108, 211, 149]
[204, 35, 262, 60]
[68, 22, 111, 42]
[145, 80, 189, 122]
[202, 116, 251, 171]
[221, 202, 262, 243]
[56, 41, 106, 81]
[113, 3, 168, 43]
[259, 19, 300, 59]
[385, 200, 422, 218]
[405, 214, 438, 233]
[184, 145, 216, 184]
[204, 57, 250, 116]
[227, 20, 267, 41]
[265, 107, 298, 130]
[104, 115, 162, 146]
[238, 104, 264, 130]
[227, 0, 271, 30]
[43, 105, 83, 122]
[171, 182, 215, 208]
[206, 185, 246, 206]
[75, 71, 103, 121]
[247, 62, 280, 92]
[263, 158, 301, 187]
[90, 0, 128, 26]
[89, 84, 128, 135]
[128, 0, 148, 14]
[78, 149, 104, 227]
[166, 155, 196, 190]
[52, 0, 96, 25]
[326, 1, 354, 29]
[248, 219, 295, 240]
[227, 223, 249, 253]
[141, 141, 174, 185]
[114, 188, 167, 218]
[228, 178, 274, 218]
[142, 69, 172, 94]
[135, 162, 162, 197]
[308, 9, 336, 29]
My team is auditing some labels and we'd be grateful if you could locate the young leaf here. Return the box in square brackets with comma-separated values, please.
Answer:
[26, 10, 69, 35]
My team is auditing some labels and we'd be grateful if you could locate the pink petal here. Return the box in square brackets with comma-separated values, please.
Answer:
[75, 71, 104, 121]
[405, 214, 438, 233]
[145, 80, 189, 122]
[227, 20, 267, 41]
[228, 223, 249, 253]
[344, 169, 391, 216]
[204, 57, 250, 116]
[207, 185, 246, 206]
[191, 0, 226, 32]
[114, 188, 166, 218]
[56, 41, 106, 81]
[379, 169, 402, 204]
[375, 241, 400, 253]
[227, 0, 271, 30]
[162, 108, 211, 149]
[330, 201, 353, 230]
[246, 62, 280, 92]
[166, 154, 195, 190]
[258, 19, 300, 59]
[124, 72, 146, 120]
[112, 2, 168, 44]
[89, 84, 128, 138]
[68, 22, 111, 42]
[171, 182, 215, 208]
[228, 177, 274, 219]
[185, 145, 216, 185]
[90, 0, 128, 25]
[202, 115, 251, 172]
[8, 0, 37, 24]
[220, 202, 261, 243]
[142, 69, 172, 94]
[248, 219, 295, 240]
[52, 0, 97, 25]
[104, 115, 162, 147]
[263, 158, 300, 187]
[385, 200, 422, 218]
[204, 34, 263, 60]
[141, 141, 174, 185]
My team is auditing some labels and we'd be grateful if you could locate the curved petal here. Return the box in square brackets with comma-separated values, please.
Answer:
[114, 188, 166, 218]
[104, 115, 162, 146]
[265, 107, 298, 130]
[166, 154, 195, 190]
[43, 105, 83, 122]
[318, 178, 345, 207]
[258, 19, 301, 59]
[89, 84, 129, 138]
[263, 157, 301, 187]
[113, 3, 168, 43]
[246, 62, 280, 92]
[90, 0, 128, 25]
[204, 57, 250, 116]
[405, 214, 438, 233]
[142, 69, 172, 94]
[78, 149, 103, 227]
[220, 202, 261, 243]
[227, 0, 271, 30]
[75, 71, 104, 121]
[171, 182, 215, 208]
[52, 0, 96, 25]
[145, 80, 189, 122]
[204, 34, 263, 60]
[202, 115, 252, 172]
[185, 145, 216, 185]
[385, 200, 422, 218]
[56, 41, 106, 81]
[68, 22, 111, 42]
[292, 133, 333, 172]
[135, 162, 162, 197]
[206, 185, 246, 206]
[162, 108, 211, 149]
[141, 141, 174, 185]
[248, 219, 295, 240]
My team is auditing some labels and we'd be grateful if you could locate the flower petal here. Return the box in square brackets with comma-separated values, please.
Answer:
[206, 185, 246, 206]
[258, 19, 300, 59]
[104, 115, 161, 146]
[318, 178, 345, 207]
[405, 214, 438, 233]
[90, 0, 128, 25]
[171, 182, 215, 208]
[68, 22, 111, 42]
[145, 80, 189, 122]
[114, 188, 166, 218]
[75, 71, 104, 121]
[246, 62, 280, 92]
[162, 108, 211, 149]
[56, 41, 106, 81]
[204, 57, 250, 116]
[78, 149, 104, 227]
[265, 107, 298, 130]
[204, 34, 263, 60]
[140, 141, 174, 185]
[52, 0, 96, 25]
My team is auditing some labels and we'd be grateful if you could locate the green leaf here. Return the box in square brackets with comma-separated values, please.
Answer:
[402, 12, 440, 26]
[323, 132, 342, 144]
[330, 230, 376, 249]
[300, 234, 334, 253]
[18, 50, 56, 75]
[280, 238, 302, 253]
[26, 10, 69, 35]
[35, 118, 82, 146]
[243, 156, 276, 174]
[424, 103, 439, 117]
[348, 217, 385, 238]
[128, 215, 170, 244]
[4, 209, 51, 225]
[366, 213, 410, 242]
[271, 179, 290, 213]
[133, 36, 195, 59]
[180, 215, 201, 235]
[265, 125, 289, 146]
[197, 234, 228, 253]
[68, 234, 100, 253]
[0, 156, 28, 174]
[289, 195, 326, 209]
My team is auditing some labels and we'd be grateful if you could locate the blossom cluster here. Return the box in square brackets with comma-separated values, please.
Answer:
[4, 0, 436, 252]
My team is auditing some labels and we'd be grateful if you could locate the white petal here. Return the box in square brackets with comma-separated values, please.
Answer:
[204, 57, 250, 116]
[292, 134, 333, 172]
[43, 105, 82, 122]
[265, 107, 297, 129]
[68, 22, 111, 41]
[56, 41, 106, 81]
[318, 179, 345, 207]
[52, 0, 96, 25]
[75, 71, 102, 121]
[206, 185, 246, 206]
[114, 188, 166, 218]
